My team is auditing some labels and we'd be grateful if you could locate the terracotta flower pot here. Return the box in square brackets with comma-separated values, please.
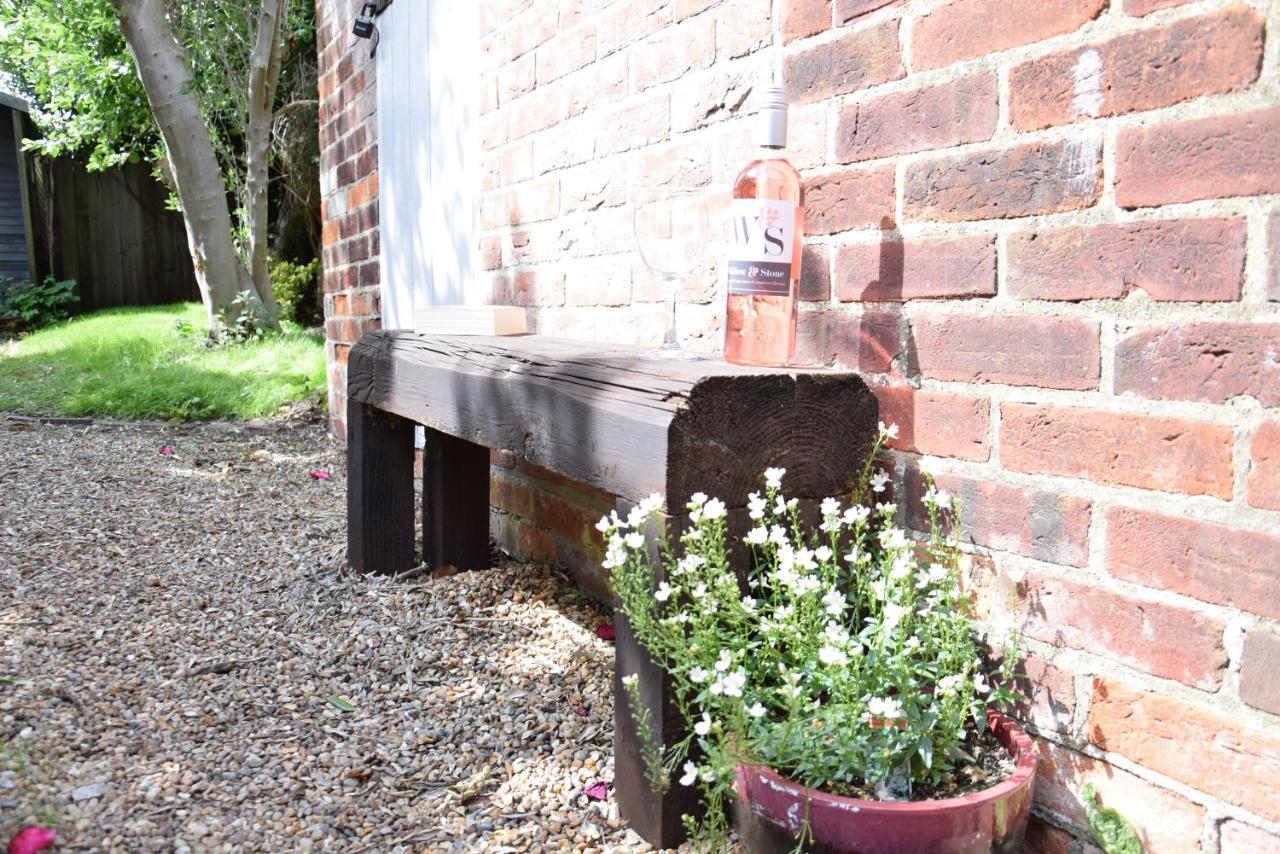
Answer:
[734, 711, 1036, 854]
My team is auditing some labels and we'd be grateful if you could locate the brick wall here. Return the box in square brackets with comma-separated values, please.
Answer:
[318, 0, 1280, 848]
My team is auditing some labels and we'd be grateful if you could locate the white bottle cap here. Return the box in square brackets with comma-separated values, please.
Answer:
[757, 84, 788, 149]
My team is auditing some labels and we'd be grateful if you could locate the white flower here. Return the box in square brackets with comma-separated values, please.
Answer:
[793, 547, 817, 571]
[889, 553, 913, 581]
[702, 497, 727, 521]
[655, 581, 673, 602]
[678, 554, 706, 574]
[694, 712, 712, 736]
[866, 697, 903, 720]
[774, 604, 793, 620]
[843, 547, 861, 565]
[621, 673, 639, 689]
[938, 674, 964, 695]
[679, 761, 698, 787]
[624, 531, 646, 549]
[879, 420, 900, 440]
[691, 583, 707, 599]
[929, 563, 949, 583]
[769, 525, 789, 546]
[747, 492, 767, 520]
[685, 527, 702, 541]
[880, 527, 909, 550]
[882, 602, 907, 630]
[745, 526, 768, 546]
[824, 621, 849, 645]
[689, 666, 709, 684]
[814, 545, 833, 563]
[870, 469, 890, 493]
[818, 644, 848, 667]
[903, 635, 921, 651]
[638, 493, 664, 516]
[820, 497, 840, 517]
[774, 495, 789, 515]
[822, 589, 845, 617]
[595, 515, 612, 533]
[748, 702, 767, 718]
[869, 579, 886, 601]
[973, 674, 990, 695]
[722, 669, 747, 698]
[843, 505, 870, 526]
[626, 505, 647, 529]
[715, 649, 733, 672]
[764, 467, 786, 489]
[923, 484, 951, 508]
[689, 491, 708, 507]
[740, 596, 757, 612]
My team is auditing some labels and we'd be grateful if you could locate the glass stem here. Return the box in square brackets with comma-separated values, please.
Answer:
[661, 276, 680, 350]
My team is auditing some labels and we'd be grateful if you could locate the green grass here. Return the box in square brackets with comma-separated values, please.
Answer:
[0, 303, 327, 421]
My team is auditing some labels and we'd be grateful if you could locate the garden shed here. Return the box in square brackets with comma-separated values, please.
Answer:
[0, 92, 34, 282]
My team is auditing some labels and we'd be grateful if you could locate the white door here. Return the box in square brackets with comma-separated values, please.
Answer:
[377, 0, 482, 328]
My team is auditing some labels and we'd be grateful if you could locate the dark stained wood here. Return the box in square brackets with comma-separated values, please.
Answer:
[0, 108, 29, 281]
[422, 428, 491, 570]
[347, 398, 415, 575]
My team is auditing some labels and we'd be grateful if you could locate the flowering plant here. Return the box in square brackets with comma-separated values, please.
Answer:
[601, 423, 1019, 843]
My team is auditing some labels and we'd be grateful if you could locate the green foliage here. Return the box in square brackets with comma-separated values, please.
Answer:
[0, 302, 325, 420]
[0, 276, 79, 331]
[1083, 783, 1143, 854]
[270, 257, 320, 325]
[606, 425, 1021, 845]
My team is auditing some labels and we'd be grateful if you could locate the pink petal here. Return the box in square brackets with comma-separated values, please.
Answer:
[158, 447, 175, 456]
[8, 826, 56, 854]
[574, 705, 588, 717]
[309, 470, 331, 480]
[594, 623, 615, 641]
[583, 780, 610, 800]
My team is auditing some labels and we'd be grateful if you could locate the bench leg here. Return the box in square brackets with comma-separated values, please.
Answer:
[347, 400, 415, 575]
[422, 428, 491, 570]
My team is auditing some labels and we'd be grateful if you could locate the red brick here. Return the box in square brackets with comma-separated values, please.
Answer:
[1115, 322, 1280, 406]
[715, 0, 771, 59]
[1248, 421, 1280, 511]
[836, 234, 995, 301]
[875, 386, 990, 461]
[534, 490, 602, 547]
[536, 25, 597, 84]
[1034, 740, 1207, 852]
[506, 9, 556, 60]
[1116, 106, 1280, 208]
[1019, 571, 1226, 688]
[1125, 0, 1196, 15]
[836, 73, 998, 163]
[783, 20, 903, 104]
[911, 315, 1099, 390]
[1000, 403, 1234, 498]
[1240, 628, 1280, 716]
[1023, 819, 1074, 854]
[517, 523, 556, 562]
[630, 14, 715, 92]
[904, 138, 1101, 222]
[491, 473, 536, 518]
[1014, 655, 1076, 734]
[1269, 210, 1280, 302]
[595, 94, 670, 156]
[1010, 8, 1263, 131]
[1089, 677, 1280, 822]
[803, 166, 896, 235]
[1006, 218, 1245, 302]
[837, 0, 895, 20]
[1106, 507, 1280, 620]
[795, 309, 900, 373]
[1220, 820, 1280, 854]
[906, 469, 1092, 566]
[799, 244, 831, 301]
[912, 0, 1106, 71]
[513, 456, 616, 506]
[783, 0, 830, 42]
[597, 0, 671, 56]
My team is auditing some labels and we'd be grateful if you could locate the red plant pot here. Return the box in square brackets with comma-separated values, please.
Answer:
[735, 711, 1036, 854]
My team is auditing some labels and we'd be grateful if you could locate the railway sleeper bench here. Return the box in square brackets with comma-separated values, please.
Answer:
[345, 330, 877, 847]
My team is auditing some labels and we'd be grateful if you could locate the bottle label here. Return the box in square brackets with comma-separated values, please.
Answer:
[727, 199, 797, 297]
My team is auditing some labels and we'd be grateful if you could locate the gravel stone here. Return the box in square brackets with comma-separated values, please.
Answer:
[0, 419, 693, 852]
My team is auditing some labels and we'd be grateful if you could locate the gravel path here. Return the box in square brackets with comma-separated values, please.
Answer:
[0, 419, 667, 852]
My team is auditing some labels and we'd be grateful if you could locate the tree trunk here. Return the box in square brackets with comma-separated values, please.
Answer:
[111, 0, 263, 332]
[245, 0, 290, 320]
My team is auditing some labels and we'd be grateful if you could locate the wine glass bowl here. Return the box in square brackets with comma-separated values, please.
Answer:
[632, 186, 709, 355]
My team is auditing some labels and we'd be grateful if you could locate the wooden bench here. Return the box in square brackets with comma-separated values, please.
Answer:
[345, 331, 877, 847]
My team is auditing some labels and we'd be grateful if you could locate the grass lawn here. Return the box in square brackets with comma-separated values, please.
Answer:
[0, 303, 327, 421]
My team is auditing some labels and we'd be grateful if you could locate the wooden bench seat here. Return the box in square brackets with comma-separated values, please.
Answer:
[345, 330, 877, 847]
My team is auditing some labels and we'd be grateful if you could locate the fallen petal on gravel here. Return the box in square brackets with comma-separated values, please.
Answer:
[7, 826, 56, 854]
[583, 780, 610, 800]
[309, 469, 330, 480]
[158, 446, 175, 456]
[595, 623, 615, 641]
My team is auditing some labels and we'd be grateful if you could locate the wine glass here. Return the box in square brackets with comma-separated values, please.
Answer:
[632, 186, 710, 357]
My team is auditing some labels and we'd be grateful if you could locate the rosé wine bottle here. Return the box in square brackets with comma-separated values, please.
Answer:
[725, 84, 803, 366]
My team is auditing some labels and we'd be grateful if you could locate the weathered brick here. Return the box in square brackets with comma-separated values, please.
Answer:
[783, 0, 830, 43]
[1000, 403, 1233, 498]
[804, 166, 896, 235]
[911, 315, 1099, 390]
[1089, 677, 1280, 822]
[1019, 571, 1226, 689]
[1125, 0, 1196, 15]
[715, 0, 771, 59]
[1116, 106, 1280, 208]
[1106, 507, 1280, 620]
[597, 0, 671, 56]
[1014, 655, 1076, 734]
[912, 0, 1106, 71]
[491, 472, 536, 518]
[506, 7, 557, 60]
[904, 138, 1101, 222]
[837, 0, 896, 20]
[1219, 820, 1280, 854]
[630, 14, 715, 92]
[1248, 421, 1280, 511]
[906, 469, 1092, 566]
[595, 94, 670, 156]
[836, 234, 995, 301]
[1034, 741, 1207, 853]
[836, 73, 997, 163]
[1269, 209, 1280, 302]
[799, 244, 831, 302]
[1240, 628, 1280, 716]
[673, 64, 755, 134]
[534, 489, 600, 546]
[1010, 8, 1263, 130]
[795, 309, 900, 373]
[1023, 819, 1074, 854]
[1115, 322, 1280, 406]
[875, 386, 990, 461]
[1006, 219, 1245, 302]
[783, 20, 903, 104]
[536, 25, 597, 84]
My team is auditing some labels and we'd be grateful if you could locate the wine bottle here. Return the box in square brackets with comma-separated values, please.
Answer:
[724, 83, 803, 366]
